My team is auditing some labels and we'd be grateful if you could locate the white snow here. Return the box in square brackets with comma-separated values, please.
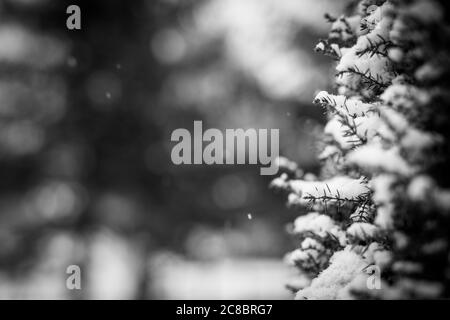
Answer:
[415, 62, 443, 82]
[293, 212, 343, 240]
[324, 114, 381, 150]
[355, 11, 392, 54]
[314, 91, 374, 116]
[274, 156, 298, 173]
[270, 173, 289, 189]
[337, 48, 392, 85]
[315, 42, 325, 51]
[289, 176, 369, 202]
[371, 174, 397, 204]
[346, 222, 380, 241]
[301, 237, 325, 251]
[295, 247, 367, 299]
[388, 47, 403, 62]
[373, 250, 393, 270]
[285, 237, 329, 270]
[330, 16, 354, 42]
[375, 204, 395, 230]
[381, 81, 430, 109]
[347, 144, 414, 176]
[318, 145, 340, 160]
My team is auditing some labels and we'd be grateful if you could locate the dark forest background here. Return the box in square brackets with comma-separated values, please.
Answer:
[0, 0, 342, 298]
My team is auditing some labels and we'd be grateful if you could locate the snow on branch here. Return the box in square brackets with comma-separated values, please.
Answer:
[273, 0, 450, 299]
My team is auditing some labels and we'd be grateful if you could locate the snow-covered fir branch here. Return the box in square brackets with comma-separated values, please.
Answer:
[272, 0, 450, 299]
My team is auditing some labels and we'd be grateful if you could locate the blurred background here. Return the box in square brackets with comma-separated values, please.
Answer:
[0, 0, 346, 299]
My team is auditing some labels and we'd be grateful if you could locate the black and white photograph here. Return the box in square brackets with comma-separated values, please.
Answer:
[0, 0, 449, 304]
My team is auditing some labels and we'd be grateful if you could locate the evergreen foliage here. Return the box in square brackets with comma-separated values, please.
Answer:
[272, 0, 450, 299]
